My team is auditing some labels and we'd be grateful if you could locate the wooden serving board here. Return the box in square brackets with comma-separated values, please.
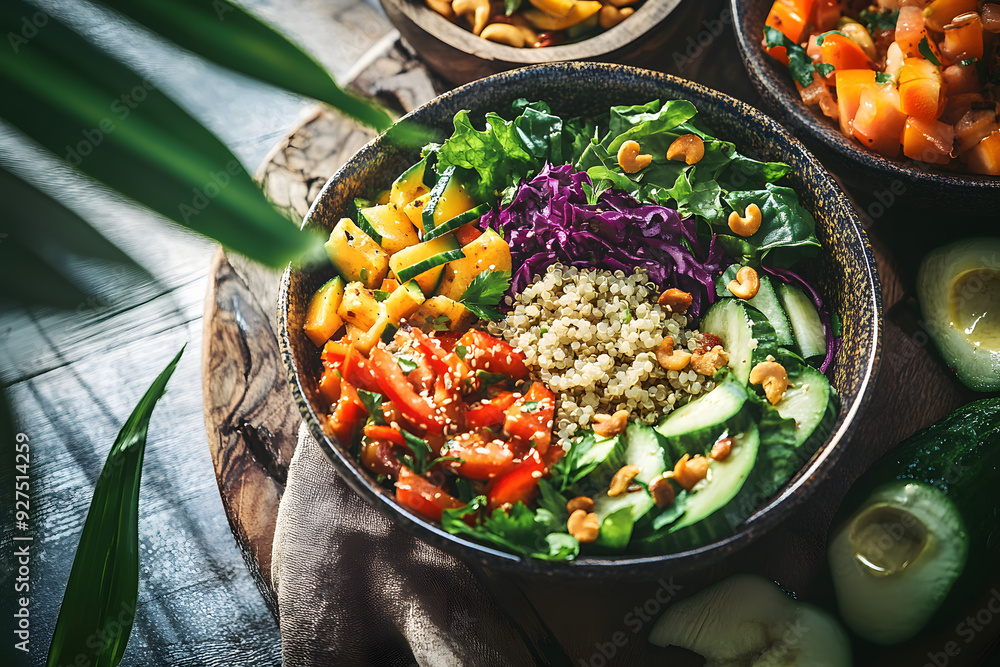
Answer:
[202, 36, 998, 665]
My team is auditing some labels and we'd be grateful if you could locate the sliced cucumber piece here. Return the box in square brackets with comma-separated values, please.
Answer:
[591, 421, 668, 551]
[655, 372, 750, 459]
[389, 233, 462, 294]
[776, 282, 827, 360]
[649, 573, 852, 667]
[775, 353, 836, 448]
[700, 299, 778, 384]
[422, 166, 455, 231]
[422, 203, 489, 242]
[717, 267, 794, 347]
[389, 156, 428, 209]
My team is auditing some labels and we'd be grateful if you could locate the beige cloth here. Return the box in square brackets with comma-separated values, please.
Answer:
[271, 423, 538, 667]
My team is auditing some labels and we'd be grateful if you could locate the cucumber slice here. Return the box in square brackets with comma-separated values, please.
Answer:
[422, 166, 455, 231]
[389, 156, 428, 209]
[776, 282, 826, 360]
[775, 354, 836, 448]
[396, 248, 464, 284]
[699, 299, 778, 384]
[591, 421, 668, 550]
[828, 398, 1000, 645]
[354, 199, 383, 246]
[655, 372, 750, 459]
[717, 267, 794, 347]
[422, 203, 489, 242]
[649, 573, 852, 667]
[389, 233, 462, 294]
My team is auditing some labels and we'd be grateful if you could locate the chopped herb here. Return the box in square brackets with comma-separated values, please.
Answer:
[959, 58, 978, 67]
[859, 8, 898, 33]
[428, 314, 451, 331]
[397, 357, 418, 375]
[815, 30, 843, 46]
[334, 370, 344, 380]
[460, 270, 512, 321]
[374, 290, 392, 302]
[476, 369, 509, 385]
[456, 344, 469, 360]
[357, 389, 386, 425]
[520, 400, 540, 413]
[396, 431, 461, 475]
[919, 37, 941, 66]
[764, 26, 825, 88]
[816, 63, 835, 78]
[875, 72, 894, 86]
[831, 313, 843, 338]
[622, 308, 632, 324]
[539, 327, 548, 335]
[359, 267, 369, 283]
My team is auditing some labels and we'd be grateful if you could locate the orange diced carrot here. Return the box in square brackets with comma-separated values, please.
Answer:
[819, 33, 872, 83]
[765, 0, 816, 65]
[899, 58, 943, 122]
[903, 117, 955, 164]
[455, 222, 482, 246]
[381, 278, 400, 291]
[835, 69, 876, 137]
[853, 83, 908, 158]
[966, 131, 1000, 175]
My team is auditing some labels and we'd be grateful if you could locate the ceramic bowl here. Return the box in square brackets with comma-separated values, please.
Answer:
[380, 0, 717, 86]
[731, 0, 1000, 215]
[279, 62, 882, 579]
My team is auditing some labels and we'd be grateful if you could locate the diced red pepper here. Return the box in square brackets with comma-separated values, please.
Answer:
[321, 337, 351, 369]
[342, 345, 381, 393]
[370, 346, 445, 433]
[329, 381, 366, 445]
[443, 430, 515, 481]
[360, 437, 401, 477]
[486, 452, 546, 512]
[363, 424, 406, 446]
[458, 330, 529, 380]
[395, 467, 465, 521]
[318, 366, 342, 408]
[466, 391, 518, 430]
[504, 382, 555, 453]
[409, 327, 450, 375]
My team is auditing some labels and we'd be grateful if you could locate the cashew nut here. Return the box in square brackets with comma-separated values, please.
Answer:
[481, 22, 526, 46]
[728, 203, 762, 237]
[567, 509, 600, 543]
[672, 454, 710, 491]
[592, 409, 629, 437]
[608, 464, 641, 497]
[599, 5, 633, 29]
[728, 266, 760, 299]
[528, 0, 575, 18]
[425, 0, 454, 19]
[509, 14, 539, 44]
[452, 0, 490, 34]
[650, 477, 675, 507]
[656, 336, 691, 371]
[710, 437, 733, 461]
[566, 496, 594, 514]
[749, 360, 789, 405]
[690, 345, 730, 377]
[617, 140, 652, 174]
[657, 287, 692, 313]
[666, 134, 706, 165]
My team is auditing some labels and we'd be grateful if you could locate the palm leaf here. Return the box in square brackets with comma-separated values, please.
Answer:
[0, 0, 324, 271]
[46, 347, 184, 667]
[97, 0, 396, 132]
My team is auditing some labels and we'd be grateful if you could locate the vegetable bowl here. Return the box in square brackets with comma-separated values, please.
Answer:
[278, 62, 881, 578]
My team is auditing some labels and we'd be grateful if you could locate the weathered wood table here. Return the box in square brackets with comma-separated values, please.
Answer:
[202, 32, 999, 667]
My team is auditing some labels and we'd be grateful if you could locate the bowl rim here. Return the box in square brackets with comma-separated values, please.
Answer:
[730, 0, 1000, 192]
[383, 0, 685, 63]
[278, 61, 883, 579]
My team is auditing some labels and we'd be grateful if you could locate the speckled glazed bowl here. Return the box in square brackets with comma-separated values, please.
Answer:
[279, 63, 882, 579]
[732, 0, 1000, 214]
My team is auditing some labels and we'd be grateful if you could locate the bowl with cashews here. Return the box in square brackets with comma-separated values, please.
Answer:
[279, 62, 881, 579]
[380, 0, 716, 85]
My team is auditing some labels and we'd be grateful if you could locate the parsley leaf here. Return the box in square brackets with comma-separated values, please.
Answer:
[816, 63, 835, 78]
[919, 37, 941, 66]
[520, 400, 540, 413]
[815, 30, 843, 46]
[460, 270, 511, 321]
[441, 497, 580, 561]
[397, 356, 418, 375]
[456, 344, 469, 360]
[875, 72, 894, 85]
[475, 369, 510, 386]
[763, 26, 824, 88]
[357, 390, 385, 425]
[396, 430, 462, 475]
[428, 314, 451, 331]
[859, 8, 899, 33]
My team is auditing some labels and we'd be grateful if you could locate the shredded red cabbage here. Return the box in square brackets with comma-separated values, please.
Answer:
[759, 265, 841, 374]
[483, 163, 726, 319]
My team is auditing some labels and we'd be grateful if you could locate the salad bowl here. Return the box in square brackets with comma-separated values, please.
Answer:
[731, 0, 1000, 215]
[278, 62, 881, 579]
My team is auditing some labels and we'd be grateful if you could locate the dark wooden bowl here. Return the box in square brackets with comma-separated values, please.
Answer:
[381, 0, 714, 85]
[278, 62, 882, 580]
[731, 0, 1000, 215]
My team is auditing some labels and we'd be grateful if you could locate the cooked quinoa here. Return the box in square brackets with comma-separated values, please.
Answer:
[488, 264, 715, 445]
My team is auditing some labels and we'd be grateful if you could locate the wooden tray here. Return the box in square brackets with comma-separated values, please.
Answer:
[202, 37, 999, 666]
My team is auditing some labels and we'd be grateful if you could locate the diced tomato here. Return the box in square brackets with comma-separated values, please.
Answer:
[764, 0, 816, 65]
[406, 355, 437, 395]
[895, 6, 929, 58]
[455, 222, 482, 246]
[409, 327, 450, 375]
[899, 58, 943, 122]
[318, 366, 342, 407]
[443, 430, 515, 480]
[466, 391, 518, 430]
[504, 382, 555, 453]
[486, 452, 546, 512]
[320, 337, 351, 369]
[966, 131, 1000, 175]
[395, 467, 465, 521]
[433, 373, 466, 432]
[811, 0, 839, 31]
[363, 424, 406, 446]
[852, 83, 908, 158]
[370, 346, 445, 433]
[835, 69, 876, 137]
[329, 381, 366, 445]
[342, 345, 381, 393]
[818, 33, 872, 83]
[903, 116, 955, 164]
[459, 330, 529, 379]
[360, 437, 401, 477]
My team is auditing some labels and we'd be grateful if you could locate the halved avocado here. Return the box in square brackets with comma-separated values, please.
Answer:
[916, 237, 1000, 392]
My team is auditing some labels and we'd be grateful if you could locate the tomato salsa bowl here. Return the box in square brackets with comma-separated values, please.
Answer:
[278, 63, 882, 579]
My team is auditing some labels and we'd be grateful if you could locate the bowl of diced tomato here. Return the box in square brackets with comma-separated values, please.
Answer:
[732, 0, 1000, 213]
[278, 62, 881, 578]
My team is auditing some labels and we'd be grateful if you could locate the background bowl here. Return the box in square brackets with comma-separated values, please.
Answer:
[381, 0, 715, 86]
[279, 62, 882, 579]
[731, 0, 1000, 214]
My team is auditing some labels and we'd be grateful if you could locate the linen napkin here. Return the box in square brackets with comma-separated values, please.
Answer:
[271, 423, 537, 667]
